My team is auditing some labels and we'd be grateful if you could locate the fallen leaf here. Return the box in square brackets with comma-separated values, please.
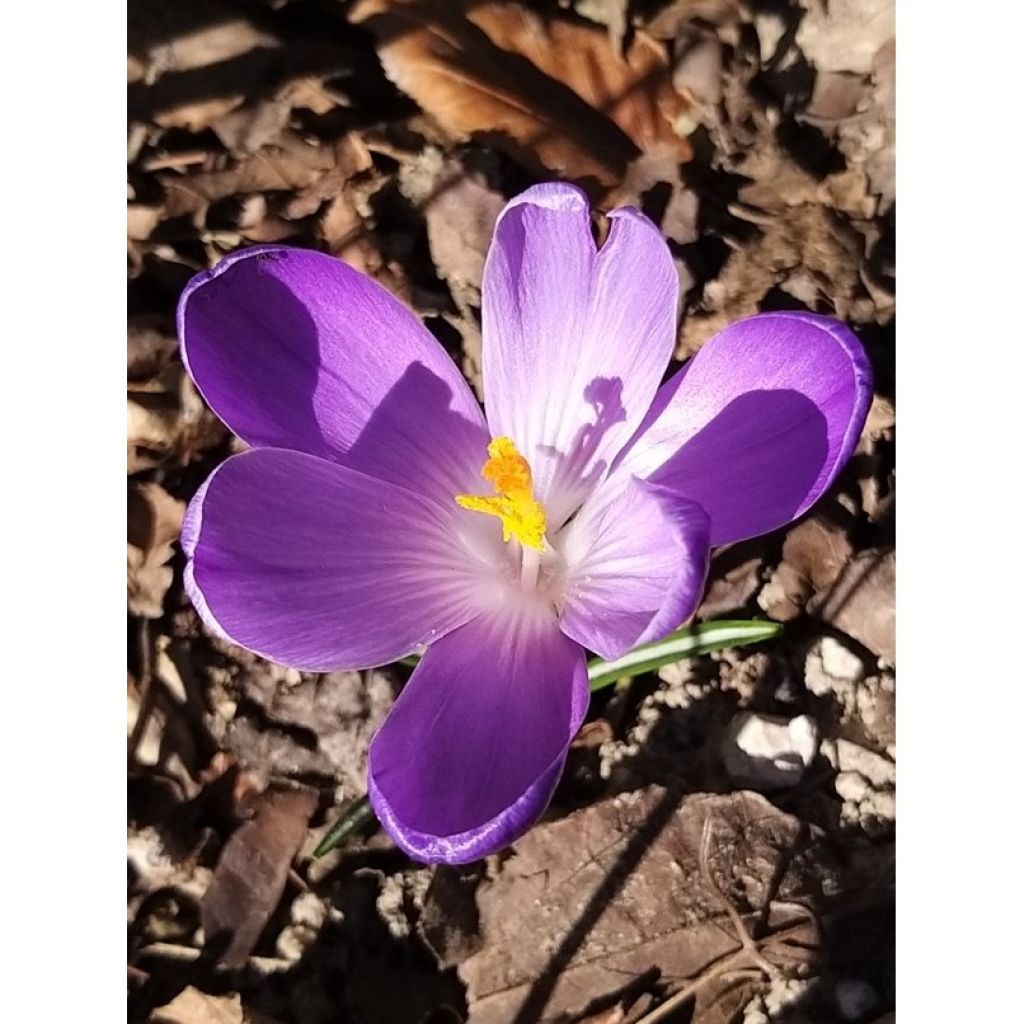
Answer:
[350, 0, 691, 191]
[319, 192, 379, 272]
[698, 555, 763, 619]
[759, 516, 854, 621]
[128, 203, 163, 241]
[607, 143, 700, 248]
[201, 786, 318, 967]
[151, 986, 243, 1024]
[419, 161, 505, 304]
[645, 0, 741, 41]
[210, 79, 352, 158]
[128, 482, 185, 618]
[796, 0, 894, 76]
[424, 788, 825, 1024]
[160, 132, 357, 220]
[228, 667, 395, 795]
[681, 203, 872, 357]
[129, 0, 278, 77]
[127, 316, 179, 385]
[809, 548, 895, 663]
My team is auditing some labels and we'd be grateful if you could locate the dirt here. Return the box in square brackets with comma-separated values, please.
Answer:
[127, 1, 895, 1021]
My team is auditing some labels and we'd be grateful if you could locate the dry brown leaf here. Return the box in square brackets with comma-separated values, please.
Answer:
[783, 516, 856, 594]
[419, 163, 505, 304]
[128, 377, 225, 473]
[128, 482, 185, 618]
[809, 548, 895, 663]
[759, 516, 854, 621]
[151, 986, 243, 1024]
[127, 203, 163, 242]
[680, 203, 872, 357]
[209, 79, 351, 158]
[645, 0, 741, 40]
[160, 132, 359, 220]
[227, 667, 394, 795]
[130, 1, 278, 77]
[423, 788, 825, 1024]
[699, 555, 763, 618]
[607, 144, 700, 248]
[351, 0, 691, 191]
[128, 317, 179, 385]
[319, 193, 380, 273]
[796, 0, 894, 76]
[202, 787, 318, 967]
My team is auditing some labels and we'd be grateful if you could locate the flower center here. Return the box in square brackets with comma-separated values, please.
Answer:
[455, 436, 548, 552]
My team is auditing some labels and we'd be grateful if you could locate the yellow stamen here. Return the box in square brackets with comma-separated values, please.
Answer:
[455, 436, 547, 551]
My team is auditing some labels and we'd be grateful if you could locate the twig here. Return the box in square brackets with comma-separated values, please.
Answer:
[634, 962, 763, 1024]
[135, 942, 293, 974]
[635, 822, 822, 1024]
[699, 816, 780, 981]
[128, 617, 153, 761]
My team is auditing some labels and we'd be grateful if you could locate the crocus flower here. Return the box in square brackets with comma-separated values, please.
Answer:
[178, 183, 872, 864]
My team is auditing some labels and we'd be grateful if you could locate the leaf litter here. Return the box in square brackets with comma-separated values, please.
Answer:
[128, 0, 895, 1020]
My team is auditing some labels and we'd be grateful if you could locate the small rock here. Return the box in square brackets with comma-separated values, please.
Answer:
[721, 712, 819, 791]
[858, 675, 896, 749]
[804, 638, 857, 712]
[820, 637, 865, 683]
[835, 739, 895, 788]
[835, 770, 870, 803]
[291, 891, 327, 930]
[758, 563, 809, 621]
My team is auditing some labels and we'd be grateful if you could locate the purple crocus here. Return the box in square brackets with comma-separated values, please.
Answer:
[178, 183, 872, 864]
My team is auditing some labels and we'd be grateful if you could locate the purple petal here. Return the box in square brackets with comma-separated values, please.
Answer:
[368, 606, 589, 864]
[183, 448, 495, 671]
[179, 245, 489, 502]
[616, 312, 873, 546]
[481, 183, 678, 527]
[558, 477, 711, 660]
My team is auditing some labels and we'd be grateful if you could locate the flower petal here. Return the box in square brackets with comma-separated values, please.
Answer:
[179, 245, 489, 501]
[368, 606, 589, 864]
[183, 448, 495, 671]
[558, 477, 711, 660]
[481, 183, 678, 527]
[616, 312, 873, 546]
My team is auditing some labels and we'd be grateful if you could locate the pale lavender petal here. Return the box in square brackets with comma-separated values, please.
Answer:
[183, 448, 494, 671]
[368, 606, 589, 864]
[482, 183, 678, 527]
[616, 312, 873, 546]
[179, 245, 489, 502]
[558, 477, 711, 660]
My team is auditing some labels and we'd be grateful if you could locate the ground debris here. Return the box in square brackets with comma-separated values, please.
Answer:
[201, 787, 318, 968]
[425, 788, 828, 1024]
[351, 0, 691, 192]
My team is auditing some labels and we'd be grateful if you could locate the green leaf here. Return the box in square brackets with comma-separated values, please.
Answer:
[312, 796, 376, 858]
[585, 619, 782, 692]
[317, 619, 780, 854]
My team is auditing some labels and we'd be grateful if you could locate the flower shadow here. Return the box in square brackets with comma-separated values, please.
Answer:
[649, 388, 830, 544]
[536, 374, 627, 524]
[342, 359, 490, 490]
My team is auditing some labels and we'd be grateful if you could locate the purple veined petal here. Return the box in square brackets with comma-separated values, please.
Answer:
[614, 312, 873, 546]
[178, 245, 489, 503]
[183, 448, 501, 672]
[368, 605, 590, 864]
[557, 477, 712, 661]
[481, 183, 679, 529]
